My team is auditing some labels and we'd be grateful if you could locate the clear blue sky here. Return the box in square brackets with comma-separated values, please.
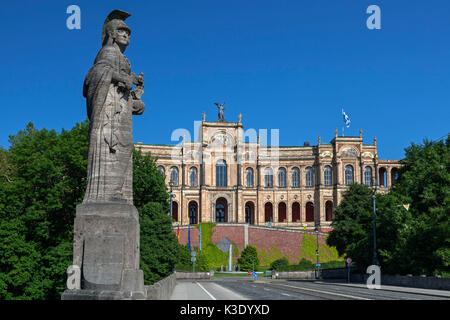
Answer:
[2, 0, 449, 160]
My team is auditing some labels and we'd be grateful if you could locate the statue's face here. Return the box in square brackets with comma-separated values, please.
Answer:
[114, 28, 130, 48]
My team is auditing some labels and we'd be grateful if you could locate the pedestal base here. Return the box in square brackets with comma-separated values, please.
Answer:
[62, 202, 147, 300]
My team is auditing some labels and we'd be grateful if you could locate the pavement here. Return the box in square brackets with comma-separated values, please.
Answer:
[170, 278, 450, 300]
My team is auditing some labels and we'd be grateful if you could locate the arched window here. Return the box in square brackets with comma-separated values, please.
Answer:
[278, 167, 287, 187]
[189, 201, 198, 224]
[306, 167, 314, 187]
[171, 201, 178, 222]
[216, 160, 227, 187]
[264, 167, 273, 188]
[291, 167, 300, 187]
[306, 202, 314, 222]
[189, 167, 198, 187]
[364, 166, 373, 186]
[325, 201, 333, 221]
[215, 198, 228, 222]
[292, 202, 300, 222]
[246, 167, 254, 187]
[157, 166, 165, 178]
[170, 166, 179, 186]
[345, 165, 354, 185]
[324, 166, 332, 186]
[278, 202, 287, 222]
[264, 202, 273, 222]
[245, 202, 255, 224]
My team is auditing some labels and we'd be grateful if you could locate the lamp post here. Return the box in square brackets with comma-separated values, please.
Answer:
[169, 182, 174, 223]
[315, 228, 320, 279]
[372, 189, 379, 266]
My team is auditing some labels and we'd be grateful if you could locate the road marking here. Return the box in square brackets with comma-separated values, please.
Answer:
[196, 282, 217, 300]
[281, 293, 291, 297]
[278, 284, 373, 300]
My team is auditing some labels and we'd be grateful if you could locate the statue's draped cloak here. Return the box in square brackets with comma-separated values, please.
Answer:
[82, 45, 135, 204]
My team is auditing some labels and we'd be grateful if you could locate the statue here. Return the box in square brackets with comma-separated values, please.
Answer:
[83, 9, 145, 204]
[214, 102, 226, 122]
[63, 10, 147, 300]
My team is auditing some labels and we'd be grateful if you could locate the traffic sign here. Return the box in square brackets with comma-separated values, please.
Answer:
[248, 271, 252, 275]
[316, 263, 321, 267]
[191, 256, 196, 262]
[252, 271, 258, 278]
[346, 258, 352, 264]
[191, 251, 197, 257]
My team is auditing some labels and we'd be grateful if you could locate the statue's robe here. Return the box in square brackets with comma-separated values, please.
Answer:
[82, 45, 144, 204]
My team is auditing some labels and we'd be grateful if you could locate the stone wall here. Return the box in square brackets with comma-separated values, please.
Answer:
[351, 273, 450, 291]
[145, 273, 177, 300]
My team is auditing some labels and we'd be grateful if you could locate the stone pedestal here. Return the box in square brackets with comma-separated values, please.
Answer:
[61, 202, 146, 300]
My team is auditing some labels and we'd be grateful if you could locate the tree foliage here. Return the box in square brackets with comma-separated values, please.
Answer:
[327, 136, 450, 276]
[237, 245, 259, 271]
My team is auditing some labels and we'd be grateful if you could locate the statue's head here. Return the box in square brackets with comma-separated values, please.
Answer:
[102, 10, 131, 50]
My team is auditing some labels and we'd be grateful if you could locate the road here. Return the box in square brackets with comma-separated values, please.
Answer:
[170, 277, 450, 300]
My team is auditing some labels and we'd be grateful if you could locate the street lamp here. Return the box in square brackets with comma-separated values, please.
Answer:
[372, 188, 379, 266]
[315, 228, 320, 279]
[169, 182, 174, 223]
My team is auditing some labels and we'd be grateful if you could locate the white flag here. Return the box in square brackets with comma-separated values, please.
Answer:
[342, 109, 351, 128]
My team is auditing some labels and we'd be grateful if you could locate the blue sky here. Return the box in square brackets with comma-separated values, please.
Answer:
[1, 0, 449, 160]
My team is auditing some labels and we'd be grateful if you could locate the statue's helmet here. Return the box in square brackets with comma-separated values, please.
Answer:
[102, 10, 131, 46]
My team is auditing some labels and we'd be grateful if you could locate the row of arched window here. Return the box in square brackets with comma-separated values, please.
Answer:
[158, 163, 377, 188]
[169, 200, 334, 224]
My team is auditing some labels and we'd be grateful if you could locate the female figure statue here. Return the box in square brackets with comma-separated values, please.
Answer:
[82, 10, 145, 204]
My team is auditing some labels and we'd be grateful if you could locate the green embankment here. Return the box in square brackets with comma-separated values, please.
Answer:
[179, 223, 343, 271]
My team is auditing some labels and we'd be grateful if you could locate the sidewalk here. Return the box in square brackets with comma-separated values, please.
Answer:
[315, 280, 450, 298]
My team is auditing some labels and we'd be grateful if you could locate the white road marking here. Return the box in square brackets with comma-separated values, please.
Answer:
[281, 293, 291, 297]
[279, 284, 373, 300]
[196, 282, 217, 300]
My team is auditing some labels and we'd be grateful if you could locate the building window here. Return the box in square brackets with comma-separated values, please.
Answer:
[364, 166, 373, 186]
[188, 201, 198, 224]
[264, 168, 273, 188]
[215, 198, 227, 222]
[345, 165, 354, 185]
[306, 202, 314, 222]
[278, 202, 287, 222]
[324, 166, 332, 186]
[189, 167, 198, 187]
[291, 167, 300, 187]
[171, 201, 178, 222]
[216, 160, 227, 187]
[245, 202, 254, 224]
[264, 202, 273, 222]
[306, 167, 314, 187]
[325, 201, 333, 221]
[170, 166, 179, 186]
[292, 202, 300, 222]
[157, 166, 165, 178]
[278, 167, 287, 188]
[246, 167, 254, 187]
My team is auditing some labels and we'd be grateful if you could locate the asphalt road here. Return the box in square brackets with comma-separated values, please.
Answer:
[171, 278, 450, 300]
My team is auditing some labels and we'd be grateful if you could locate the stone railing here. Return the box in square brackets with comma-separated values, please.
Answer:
[175, 271, 213, 280]
[145, 273, 177, 300]
[271, 270, 316, 279]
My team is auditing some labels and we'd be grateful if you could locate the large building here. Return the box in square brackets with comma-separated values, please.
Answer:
[137, 111, 400, 232]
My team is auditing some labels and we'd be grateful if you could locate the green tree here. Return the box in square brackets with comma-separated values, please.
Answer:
[237, 246, 259, 271]
[326, 183, 374, 270]
[133, 148, 180, 284]
[270, 257, 289, 271]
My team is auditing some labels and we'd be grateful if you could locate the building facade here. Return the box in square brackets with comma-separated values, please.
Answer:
[136, 113, 400, 232]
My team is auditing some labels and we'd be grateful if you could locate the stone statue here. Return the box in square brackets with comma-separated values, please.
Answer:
[214, 102, 226, 122]
[83, 9, 145, 204]
[63, 10, 147, 300]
